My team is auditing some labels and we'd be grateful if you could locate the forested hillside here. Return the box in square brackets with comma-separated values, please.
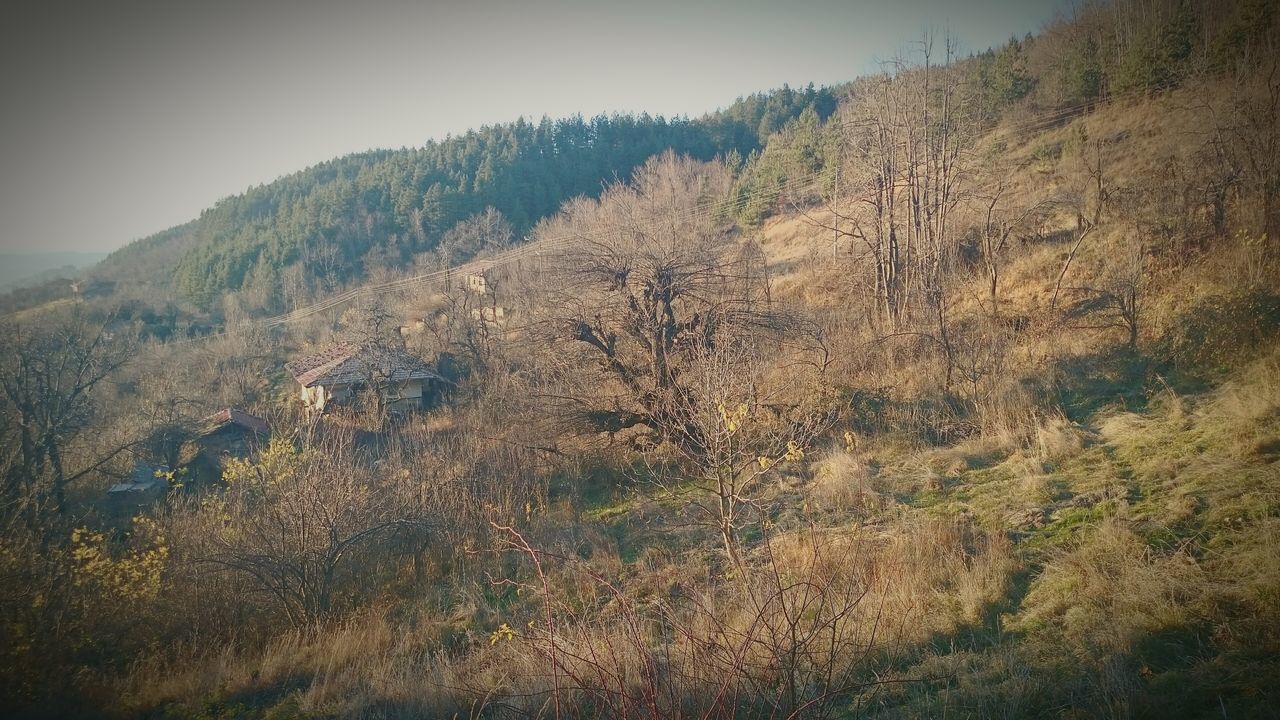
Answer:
[2, 0, 1278, 718]
[93, 85, 836, 311]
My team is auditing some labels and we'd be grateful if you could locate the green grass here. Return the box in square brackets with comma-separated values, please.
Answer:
[854, 349, 1280, 718]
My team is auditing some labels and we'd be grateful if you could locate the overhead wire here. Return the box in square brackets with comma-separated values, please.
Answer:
[165, 92, 1122, 348]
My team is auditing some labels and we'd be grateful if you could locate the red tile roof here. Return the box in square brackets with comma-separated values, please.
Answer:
[204, 408, 270, 435]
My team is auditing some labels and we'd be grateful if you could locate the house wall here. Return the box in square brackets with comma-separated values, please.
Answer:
[302, 381, 424, 411]
[301, 384, 325, 411]
[302, 383, 352, 412]
[387, 379, 423, 406]
[328, 383, 353, 404]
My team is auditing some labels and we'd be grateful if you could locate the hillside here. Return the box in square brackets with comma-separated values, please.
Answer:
[89, 85, 837, 312]
[85, 74, 1276, 717]
[1, 0, 1278, 717]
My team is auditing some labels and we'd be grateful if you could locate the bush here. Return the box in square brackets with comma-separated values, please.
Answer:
[1158, 290, 1280, 377]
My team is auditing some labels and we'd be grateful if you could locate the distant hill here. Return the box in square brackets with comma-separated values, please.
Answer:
[0, 252, 106, 291]
[96, 85, 839, 311]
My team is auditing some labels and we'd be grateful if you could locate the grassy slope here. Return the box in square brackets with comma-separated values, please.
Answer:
[123, 81, 1280, 718]
[852, 349, 1280, 717]
[741, 81, 1280, 717]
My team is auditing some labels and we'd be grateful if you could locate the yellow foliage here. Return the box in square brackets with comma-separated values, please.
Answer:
[70, 516, 169, 603]
[223, 437, 306, 488]
[489, 622, 515, 645]
[717, 402, 749, 434]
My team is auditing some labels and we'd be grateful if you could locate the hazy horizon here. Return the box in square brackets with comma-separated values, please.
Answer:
[0, 0, 1067, 255]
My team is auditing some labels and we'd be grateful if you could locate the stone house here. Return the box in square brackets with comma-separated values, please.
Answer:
[285, 343, 441, 413]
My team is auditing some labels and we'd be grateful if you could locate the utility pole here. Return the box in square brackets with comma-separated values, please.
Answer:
[832, 164, 841, 259]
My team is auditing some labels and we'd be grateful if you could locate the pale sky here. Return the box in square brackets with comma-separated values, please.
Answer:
[0, 0, 1066, 254]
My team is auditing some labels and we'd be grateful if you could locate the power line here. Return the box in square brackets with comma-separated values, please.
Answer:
[167, 168, 837, 346]
[167, 94, 1123, 347]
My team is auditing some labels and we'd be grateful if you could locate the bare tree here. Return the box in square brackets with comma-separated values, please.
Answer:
[1063, 238, 1145, 350]
[414, 280, 506, 384]
[1211, 60, 1280, 245]
[530, 153, 834, 564]
[814, 36, 980, 390]
[0, 310, 134, 529]
[659, 338, 833, 569]
[337, 295, 433, 424]
[1051, 205, 1097, 313]
[532, 152, 744, 447]
[486, 520, 894, 719]
[438, 206, 515, 269]
[831, 73, 911, 331]
[185, 432, 430, 625]
[975, 180, 1050, 322]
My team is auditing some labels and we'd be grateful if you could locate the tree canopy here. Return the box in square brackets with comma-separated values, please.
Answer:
[104, 85, 838, 310]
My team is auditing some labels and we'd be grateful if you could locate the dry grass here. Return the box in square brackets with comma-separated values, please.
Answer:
[807, 446, 885, 514]
[123, 606, 471, 718]
[119, 513, 1022, 719]
[1012, 519, 1210, 657]
[52, 66, 1280, 720]
[1033, 412, 1088, 463]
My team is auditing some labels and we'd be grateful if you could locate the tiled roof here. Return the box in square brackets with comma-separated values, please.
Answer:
[203, 408, 270, 435]
[284, 342, 360, 386]
[285, 343, 439, 388]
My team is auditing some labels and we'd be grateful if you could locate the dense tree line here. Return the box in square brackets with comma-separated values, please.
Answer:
[106, 85, 837, 309]
[1036, 0, 1276, 105]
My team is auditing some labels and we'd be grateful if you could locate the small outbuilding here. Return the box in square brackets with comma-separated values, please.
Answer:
[106, 462, 169, 508]
[176, 408, 270, 486]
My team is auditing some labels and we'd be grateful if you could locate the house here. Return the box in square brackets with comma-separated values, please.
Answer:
[398, 319, 427, 337]
[463, 272, 489, 294]
[285, 343, 441, 413]
[177, 408, 269, 486]
[469, 305, 507, 327]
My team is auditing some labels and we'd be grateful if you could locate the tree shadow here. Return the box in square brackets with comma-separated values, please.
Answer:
[1050, 345, 1161, 422]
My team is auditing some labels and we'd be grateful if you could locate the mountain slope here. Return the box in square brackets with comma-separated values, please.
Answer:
[94, 85, 838, 310]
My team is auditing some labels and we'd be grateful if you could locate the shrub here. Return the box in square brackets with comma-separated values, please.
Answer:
[1157, 290, 1280, 377]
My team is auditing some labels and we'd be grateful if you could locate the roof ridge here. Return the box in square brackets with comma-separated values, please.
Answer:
[287, 342, 439, 388]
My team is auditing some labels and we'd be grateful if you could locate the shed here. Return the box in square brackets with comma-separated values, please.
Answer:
[177, 408, 270, 486]
[106, 462, 169, 507]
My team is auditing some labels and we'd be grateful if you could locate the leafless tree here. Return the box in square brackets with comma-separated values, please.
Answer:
[1063, 238, 1145, 350]
[336, 295, 433, 424]
[830, 73, 911, 331]
[532, 152, 746, 446]
[814, 35, 979, 390]
[184, 431, 430, 625]
[1212, 60, 1280, 245]
[486, 520, 895, 719]
[975, 180, 1051, 322]
[527, 153, 834, 564]
[1051, 206, 1097, 313]
[0, 310, 135, 529]
[437, 207, 516, 272]
[414, 281, 506, 384]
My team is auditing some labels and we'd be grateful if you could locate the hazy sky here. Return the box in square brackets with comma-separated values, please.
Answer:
[0, 0, 1066, 254]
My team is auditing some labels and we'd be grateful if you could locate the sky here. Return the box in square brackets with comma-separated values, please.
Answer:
[0, 0, 1067, 255]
